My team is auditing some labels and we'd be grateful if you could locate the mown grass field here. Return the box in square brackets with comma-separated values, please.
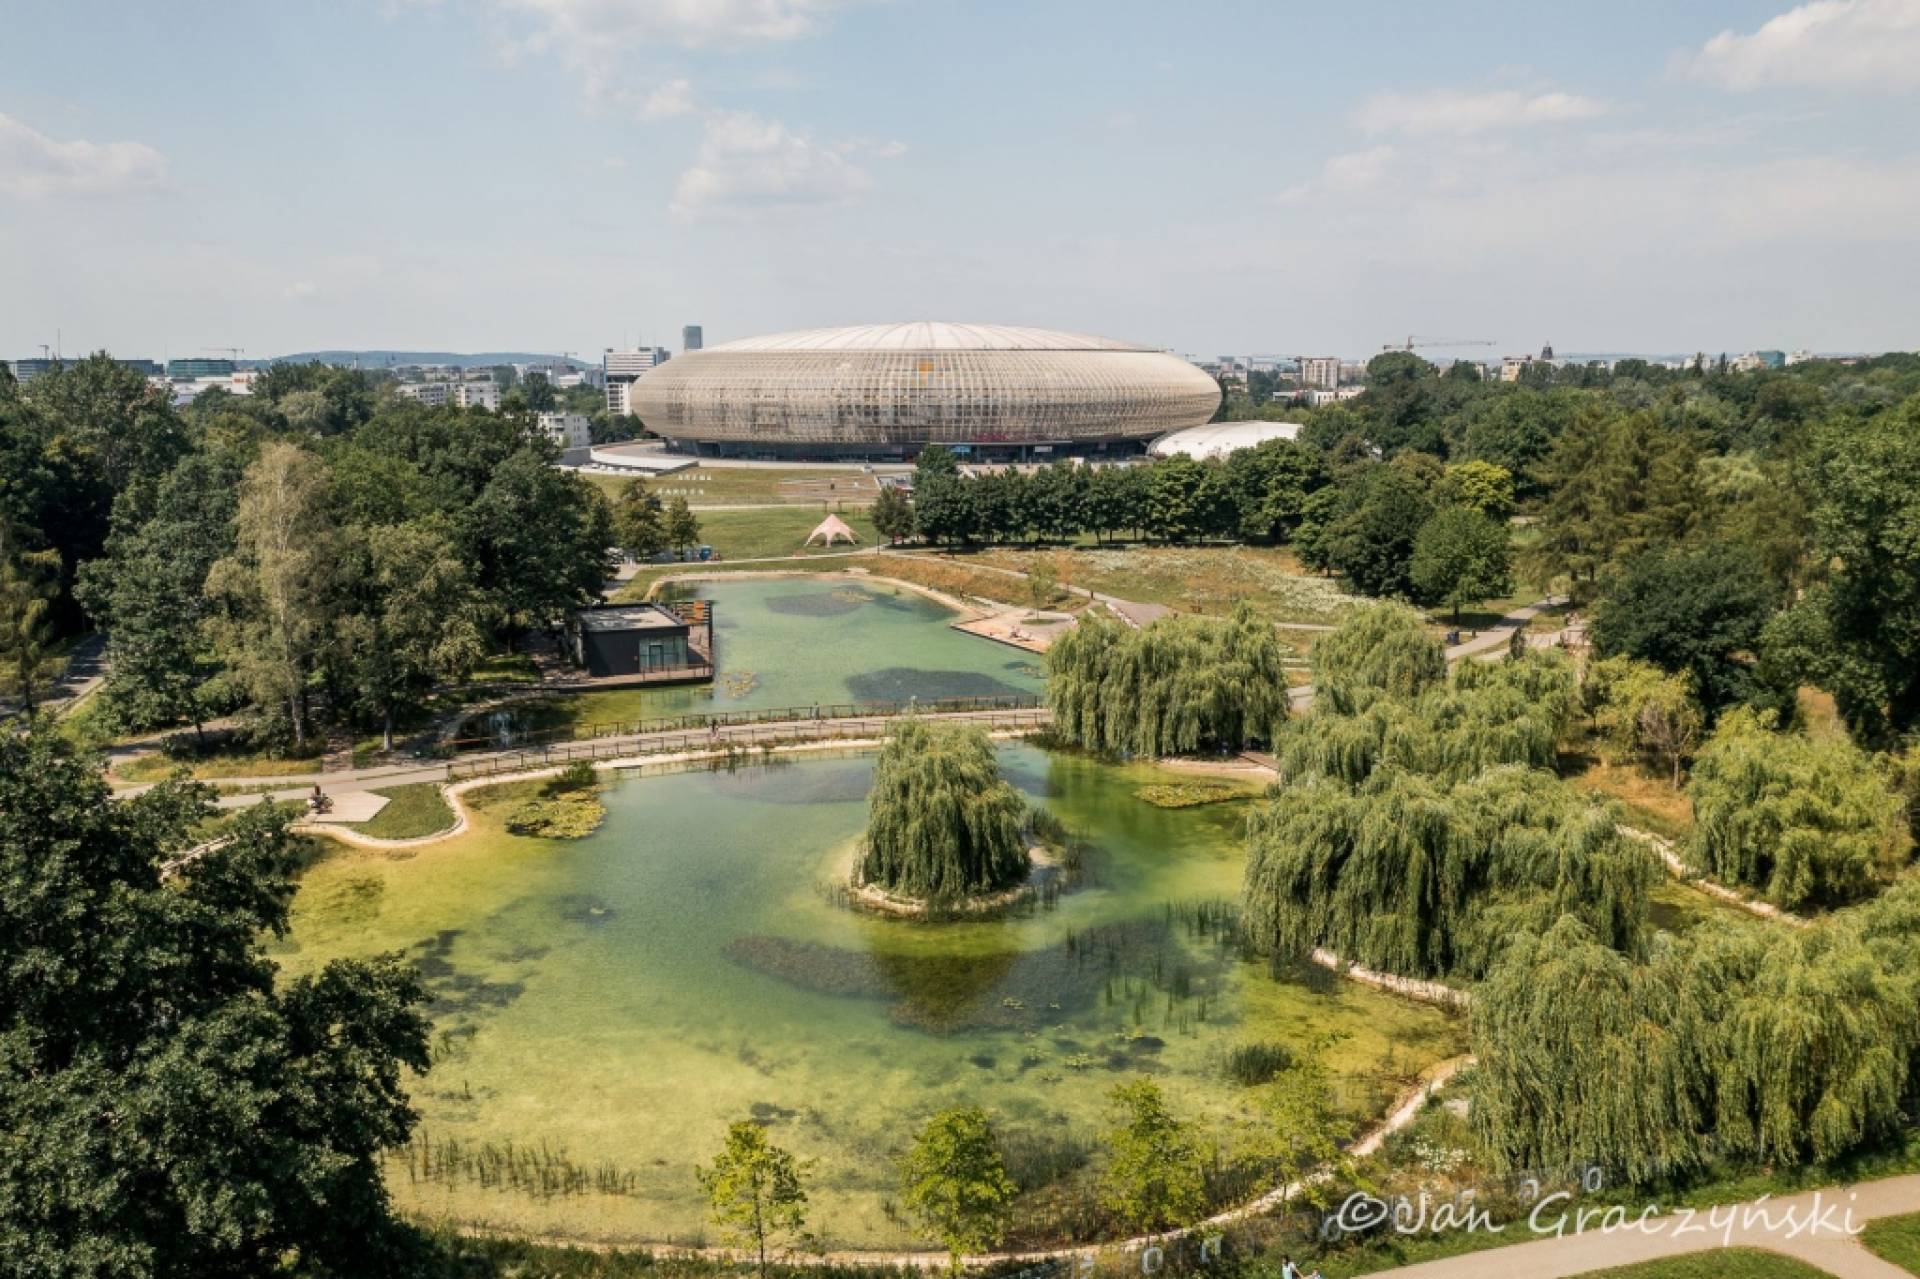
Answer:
[1864, 1210, 1920, 1274]
[113, 744, 325, 784]
[582, 464, 894, 506]
[687, 505, 883, 560]
[966, 544, 1363, 624]
[347, 783, 457, 840]
[1567, 1249, 1831, 1278]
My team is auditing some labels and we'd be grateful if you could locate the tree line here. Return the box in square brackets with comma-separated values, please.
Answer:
[1, 355, 612, 750]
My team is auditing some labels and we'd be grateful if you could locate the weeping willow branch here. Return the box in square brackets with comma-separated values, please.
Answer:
[857, 719, 1030, 901]
[1045, 602, 1291, 758]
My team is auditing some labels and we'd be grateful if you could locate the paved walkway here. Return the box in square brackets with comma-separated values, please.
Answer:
[1356, 1174, 1920, 1278]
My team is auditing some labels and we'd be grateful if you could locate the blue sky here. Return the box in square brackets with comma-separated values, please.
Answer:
[3, 0, 1918, 360]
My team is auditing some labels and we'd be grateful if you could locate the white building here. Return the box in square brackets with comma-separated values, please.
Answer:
[1299, 356, 1341, 390]
[395, 382, 452, 408]
[539, 411, 592, 460]
[604, 346, 669, 416]
[452, 381, 501, 410]
[1306, 386, 1366, 407]
[1499, 355, 1532, 382]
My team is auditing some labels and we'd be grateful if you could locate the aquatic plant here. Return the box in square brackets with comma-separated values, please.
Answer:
[504, 792, 606, 839]
[1133, 781, 1250, 809]
[858, 719, 1029, 900]
[399, 1132, 641, 1199]
[1221, 1041, 1294, 1087]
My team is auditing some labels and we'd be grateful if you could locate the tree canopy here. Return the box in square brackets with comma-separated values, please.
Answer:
[1685, 708, 1908, 909]
[858, 720, 1030, 901]
[1046, 603, 1290, 757]
[0, 720, 431, 1277]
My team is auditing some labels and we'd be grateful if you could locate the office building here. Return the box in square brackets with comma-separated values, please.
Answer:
[452, 381, 501, 410]
[538, 411, 592, 460]
[683, 325, 703, 352]
[1299, 356, 1341, 390]
[604, 346, 669, 416]
[166, 357, 235, 379]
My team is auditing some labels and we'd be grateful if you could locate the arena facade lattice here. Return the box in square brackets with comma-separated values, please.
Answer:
[627, 322, 1221, 459]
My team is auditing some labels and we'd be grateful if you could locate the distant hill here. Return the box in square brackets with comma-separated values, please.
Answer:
[250, 350, 590, 370]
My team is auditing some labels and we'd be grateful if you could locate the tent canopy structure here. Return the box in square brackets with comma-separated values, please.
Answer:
[805, 513, 862, 547]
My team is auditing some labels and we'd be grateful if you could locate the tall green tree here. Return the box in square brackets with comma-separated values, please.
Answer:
[1099, 1079, 1209, 1233]
[1046, 604, 1290, 757]
[465, 450, 613, 642]
[910, 447, 975, 547]
[899, 1107, 1018, 1274]
[0, 720, 431, 1277]
[1590, 541, 1780, 714]
[1409, 506, 1512, 624]
[0, 522, 60, 710]
[870, 484, 915, 543]
[1760, 397, 1920, 741]
[613, 480, 668, 561]
[1322, 464, 1433, 597]
[664, 495, 702, 555]
[202, 443, 340, 749]
[77, 452, 243, 735]
[697, 1121, 810, 1279]
[332, 520, 486, 751]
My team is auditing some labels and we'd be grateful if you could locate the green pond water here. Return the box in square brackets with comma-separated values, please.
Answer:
[477, 578, 1045, 743]
[278, 746, 1466, 1248]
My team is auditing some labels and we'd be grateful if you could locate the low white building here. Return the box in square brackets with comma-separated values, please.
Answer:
[452, 380, 501, 410]
[395, 382, 452, 408]
[539, 411, 592, 461]
[1149, 420, 1302, 462]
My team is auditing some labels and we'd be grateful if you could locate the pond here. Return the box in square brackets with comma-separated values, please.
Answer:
[468, 576, 1046, 743]
[277, 745, 1467, 1249]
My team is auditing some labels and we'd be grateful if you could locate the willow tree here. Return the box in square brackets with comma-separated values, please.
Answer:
[1471, 918, 1719, 1184]
[1273, 648, 1578, 788]
[1686, 708, 1908, 908]
[859, 719, 1029, 900]
[1311, 601, 1445, 714]
[1045, 602, 1288, 758]
[1472, 907, 1920, 1184]
[1242, 765, 1652, 980]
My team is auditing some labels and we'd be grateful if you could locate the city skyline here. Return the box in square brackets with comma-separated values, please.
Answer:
[3, 0, 1918, 360]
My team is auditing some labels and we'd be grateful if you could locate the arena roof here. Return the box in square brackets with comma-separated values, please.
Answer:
[707, 323, 1156, 354]
[1149, 420, 1302, 462]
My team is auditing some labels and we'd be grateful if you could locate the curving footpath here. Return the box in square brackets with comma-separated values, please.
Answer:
[1354, 1174, 1920, 1278]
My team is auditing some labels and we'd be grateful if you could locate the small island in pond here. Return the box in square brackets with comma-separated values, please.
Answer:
[851, 718, 1041, 917]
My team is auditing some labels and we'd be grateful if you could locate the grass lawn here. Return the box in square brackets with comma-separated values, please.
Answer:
[114, 745, 326, 784]
[681, 505, 884, 561]
[1864, 1211, 1920, 1274]
[616, 553, 867, 601]
[346, 783, 457, 840]
[1563, 742, 1695, 842]
[1566, 1249, 1832, 1278]
[1649, 877, 1761, 934]
[965, 544, 1363, 623]
[582, 464, 893, 506]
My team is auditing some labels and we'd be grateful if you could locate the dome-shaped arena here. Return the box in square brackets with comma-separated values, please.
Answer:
[628, 322, 1221, 459]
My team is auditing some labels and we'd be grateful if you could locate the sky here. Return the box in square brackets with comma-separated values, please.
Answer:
[3, 0, 1918, 361]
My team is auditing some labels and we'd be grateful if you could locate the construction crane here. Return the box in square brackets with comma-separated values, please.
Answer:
[203, 346, 245, 363]
[1381, 335, 1496, 352]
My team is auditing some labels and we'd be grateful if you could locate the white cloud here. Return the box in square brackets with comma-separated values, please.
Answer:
[0, 113, 168, 198]
[501, 0, 843, 52]
[639, 77, 696, 119]
[1686, 0, 1920, 93]
[1353, 87, 1611, 136]
[1276, 145, 1395, 204]
[671, 110, 893, 220]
